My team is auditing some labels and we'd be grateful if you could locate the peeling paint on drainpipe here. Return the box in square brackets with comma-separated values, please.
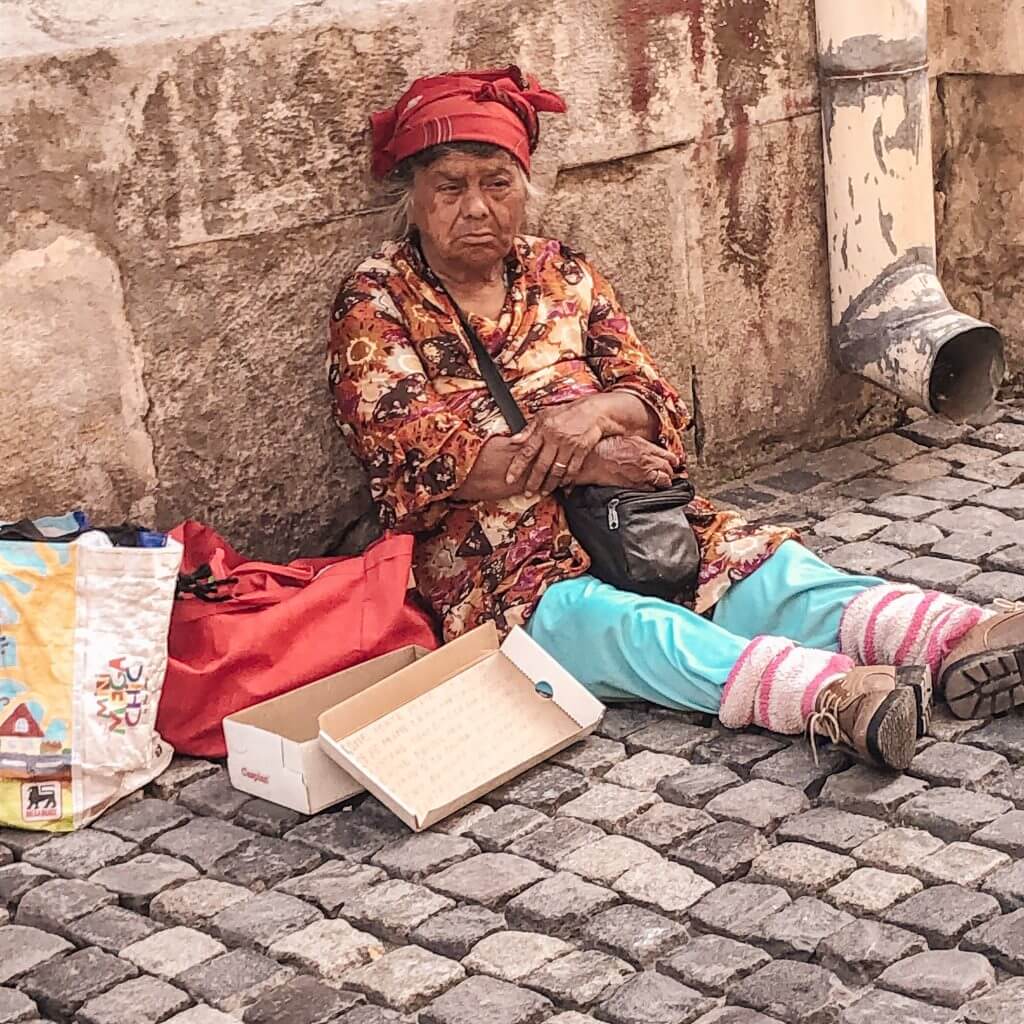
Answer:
[815, 0, 1004, 420]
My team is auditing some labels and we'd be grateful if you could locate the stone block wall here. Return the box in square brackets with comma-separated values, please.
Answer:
[0, 0, 1020, 558]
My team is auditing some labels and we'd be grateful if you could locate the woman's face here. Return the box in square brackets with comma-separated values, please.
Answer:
[410, 149, 527, 270]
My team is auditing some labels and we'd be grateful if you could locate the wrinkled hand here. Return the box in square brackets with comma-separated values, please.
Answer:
[581, 436, 676, 490]
[505, 398, 610, 496]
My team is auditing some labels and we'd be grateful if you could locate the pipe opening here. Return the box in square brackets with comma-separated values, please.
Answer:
[929, 326, 1005, 421]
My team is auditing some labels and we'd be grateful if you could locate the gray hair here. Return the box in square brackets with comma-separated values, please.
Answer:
[380, 141, 542, 239]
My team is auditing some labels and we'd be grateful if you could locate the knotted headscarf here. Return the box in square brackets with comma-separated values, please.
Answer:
[370, 66, 567, 179]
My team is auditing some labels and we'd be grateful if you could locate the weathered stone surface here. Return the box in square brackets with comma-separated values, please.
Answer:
[241, 974, 362, 1024]
[776, 808, 887, 854]
[704, 780, 809, 830]
[150, 879, 251, 928]
[209, 836, 320, 891]
[505, 819, 603, 871]
[14, 878, 116, 935]
[561, 835, 661, 886]
[659, 934, 770, 997]
[77, 974, 191, 1024]
[268, 917, 384, 981]
[551, 737, 627, 777]
[526, 950, 634, 1011]
[914, 841, 1011, 887]
[878, 950, 995, 1008]
[671, 822, 770, 885]
[688, 883, 791, 942]
[825, 868, 923, 916]
[581, 904, 687, 969]
[152, 818, 254, 873]
[93, 799, 192, 846]
[760, 896, 854, 960]
[884, 884, 1001, 948]
[659, 765, 743, 808]
[273, 861, 385, 915]
[409, 905, 505, 960]
[748, 843, 856, 896]
[729, 960, 851, 1023]
[888, 556, 980, 590]
[90, 853, 199, 911]
[461, 807, 545, 854]
[177, 949, 295, 1015]
[345, 946, 465, 1013]
[825, 542, 909, 576]
[595, 971, 711, 1024]
[425, 854, 550, 910]
[820, 766, 928, 818]
[623, 804, 715, 853]
[0, 925, 71, 984]
[178, 774, 251, 821]
[558, 784, 658, 831]
[24, 831, 137, 881]
[19, 946, 137, 1021]
[421, 975, 551, 1024]
[122, 924, 226, 979]
[962, 909, 1024, 973]
[487, 766, 588, 815]
[896, 788, 1012, 841]
[506, 872, 618, 937]
[604, 752, 691, 792]
[464, 931, 572, 985]
[818, 919, 927, 986]
[65, 905, 162, 953]
[211, 891, 321, 951]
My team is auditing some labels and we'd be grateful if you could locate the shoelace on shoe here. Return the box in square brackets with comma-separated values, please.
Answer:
[805, 687, 846, 766]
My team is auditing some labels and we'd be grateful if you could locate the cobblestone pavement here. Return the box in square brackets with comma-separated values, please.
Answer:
[6, 404, 1024, 1024]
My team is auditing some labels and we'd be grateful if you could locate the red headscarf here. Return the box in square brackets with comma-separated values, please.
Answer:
[370, 66, 567, 179]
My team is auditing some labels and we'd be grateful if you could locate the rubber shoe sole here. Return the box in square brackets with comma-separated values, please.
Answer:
[942, 647, 1024, 720]
[865, 686, 918, 771]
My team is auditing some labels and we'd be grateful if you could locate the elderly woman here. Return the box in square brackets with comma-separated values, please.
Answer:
[329, 67, 1024, 772]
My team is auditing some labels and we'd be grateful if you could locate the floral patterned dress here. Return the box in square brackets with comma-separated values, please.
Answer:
[329, 234, 795, 641]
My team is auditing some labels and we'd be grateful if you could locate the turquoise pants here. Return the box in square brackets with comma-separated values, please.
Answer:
[527, 540, 883, 714]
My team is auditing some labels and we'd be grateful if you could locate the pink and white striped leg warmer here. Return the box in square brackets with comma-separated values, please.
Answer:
[840, 583, 992, 676]
[720, 636, 854, 734]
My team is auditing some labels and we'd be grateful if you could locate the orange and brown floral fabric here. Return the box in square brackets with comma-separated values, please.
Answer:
[329, 235, 795, 640]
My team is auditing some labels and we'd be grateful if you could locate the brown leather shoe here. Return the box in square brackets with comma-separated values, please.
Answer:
[807, 666, 919, 770]
[940, 603, 1024, 720]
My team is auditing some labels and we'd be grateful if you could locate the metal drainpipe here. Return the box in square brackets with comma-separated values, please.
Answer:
[815, 0, 1004, 420]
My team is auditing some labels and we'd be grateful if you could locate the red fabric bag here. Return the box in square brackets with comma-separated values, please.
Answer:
[157, 522, 438, 757]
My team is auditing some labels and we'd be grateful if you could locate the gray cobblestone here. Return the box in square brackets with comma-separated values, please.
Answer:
[825, 542, 909, 575]
[896, 788, 1012, 841]
[626, 721, 717, 759]
[151, 818, 254, 873]
[267, 918, 384, 981]
[0, 925, 71, 984]
[581, 904, 687, 969]
[604, 752, 690, 792]
[505, 819, 603, 870]
[671, 822, 770, 884]
[614, 860, 715, 920]
[408, 905, 505, 960]
[372, 833, 480, 880]
[77, 974, 191, 1024]
[14, 879, 116, 935]
[421, 975, 551, 1024]
[878, 950, 995, 1008]
[596, 971, 712, 1024]
[884, 884, 1000, 948]
[345, 946, 465, 1012]
[19, 946, 136, 1021]
[122, 925, 226, 979]
[760, 896, 854, 960]
[889, 555, 981, 590]
[704, 780, 809, 830]
[150, 879, 251, 928]
[658, 765, 742, 808]
[776, 807, 888, 854]
[621, 808, 709, 855]
[550, 736, 627, 776]
[688, 882, 791, 941]
[914, 841, 1011, 887]
[178, 772, 251, 820]
[486, 765, 588, 814]
[211, 891, 321, 951]
[92, 799, 192, 846]
[463, 931, 572, 984]
[209, 836, 320, 891]
[64, 906, 161, 953]
[273, 861, 385, 915]
[177, 949, 295, 1016]
[817, 919, 927, 986]
[426, 854, 550, 909]
[659, 935, 769, 997]
[461, 806, 546, 853]
[820, 765, 928, 818]
[234, 799, 305, 839]
[729, 960, 852, 1024]
[90, 853, 199, 912]
[560, 835, 660, 885]
[24, 831, 137, 881]
[558, 783, 658, 831]
[341, 878, 453, 943]
[525, 950, 634, 1011]
[241, 974, 362, 1024]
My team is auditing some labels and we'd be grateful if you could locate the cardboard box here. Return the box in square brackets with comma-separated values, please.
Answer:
[318, 622, 605, 831]
[223, 645, 431, 814]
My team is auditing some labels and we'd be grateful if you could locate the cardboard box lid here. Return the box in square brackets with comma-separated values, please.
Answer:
[318, 623, 604, 830]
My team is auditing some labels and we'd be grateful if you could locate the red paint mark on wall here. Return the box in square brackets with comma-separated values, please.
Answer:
[619, 0, 706, 114]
